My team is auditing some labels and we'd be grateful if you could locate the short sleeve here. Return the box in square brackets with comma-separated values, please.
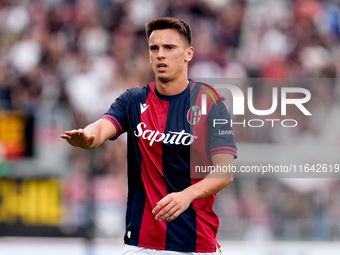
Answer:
[207, 96, 237, 158]
[101, 90, 130, 140]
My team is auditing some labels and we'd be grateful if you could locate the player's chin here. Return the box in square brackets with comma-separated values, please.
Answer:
[156, 74, 172, 83]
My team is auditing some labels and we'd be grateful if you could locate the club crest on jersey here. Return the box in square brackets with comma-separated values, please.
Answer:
[187, 105, 201, 125]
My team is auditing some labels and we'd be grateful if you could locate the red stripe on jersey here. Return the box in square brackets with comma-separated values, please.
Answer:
[191, 86, 212, 166]
[190, 86, 219, 252]
[211, 150, 237, 158]
[211, 146, 237, 152]
[101, 115, 122, 138]
[192, 195, 219, 252]
[190, 80, 197, 90]
[210, 146, 237, 157]
[138, 82, 169, 249]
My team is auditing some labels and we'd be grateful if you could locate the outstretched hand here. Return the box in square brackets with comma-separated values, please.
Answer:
[61, 129, 95, 149]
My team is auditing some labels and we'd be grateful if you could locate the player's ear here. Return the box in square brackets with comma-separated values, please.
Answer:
[185, 47, 194, 62]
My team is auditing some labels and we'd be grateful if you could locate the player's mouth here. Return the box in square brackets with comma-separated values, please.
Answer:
[157, 63, 167, 72]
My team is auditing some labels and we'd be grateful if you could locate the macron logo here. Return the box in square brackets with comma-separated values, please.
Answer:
[140, 103, 149, 114]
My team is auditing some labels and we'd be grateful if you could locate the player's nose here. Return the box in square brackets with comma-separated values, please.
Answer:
[157, 48, 165, 59]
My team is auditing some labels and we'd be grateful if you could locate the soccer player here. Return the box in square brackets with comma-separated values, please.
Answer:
[61, 17, 237, 254]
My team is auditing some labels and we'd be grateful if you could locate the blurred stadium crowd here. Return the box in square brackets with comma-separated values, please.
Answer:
[1, 0, 340, 242]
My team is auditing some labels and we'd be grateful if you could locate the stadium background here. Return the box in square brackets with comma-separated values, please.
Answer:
[0, 0, 340, 254]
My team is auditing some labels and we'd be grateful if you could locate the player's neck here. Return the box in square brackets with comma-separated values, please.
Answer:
[156, 77, 189, 96]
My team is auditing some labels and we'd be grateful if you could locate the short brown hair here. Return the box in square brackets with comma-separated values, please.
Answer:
[145, 17, 192, 47]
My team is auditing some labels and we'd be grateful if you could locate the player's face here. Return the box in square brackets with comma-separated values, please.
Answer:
[148, 29, 193, 83]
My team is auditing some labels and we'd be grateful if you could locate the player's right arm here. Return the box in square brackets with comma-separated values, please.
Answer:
[61, 118, 116, 149]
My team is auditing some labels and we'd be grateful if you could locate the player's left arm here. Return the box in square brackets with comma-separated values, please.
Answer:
[153, 153, 234, 222]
